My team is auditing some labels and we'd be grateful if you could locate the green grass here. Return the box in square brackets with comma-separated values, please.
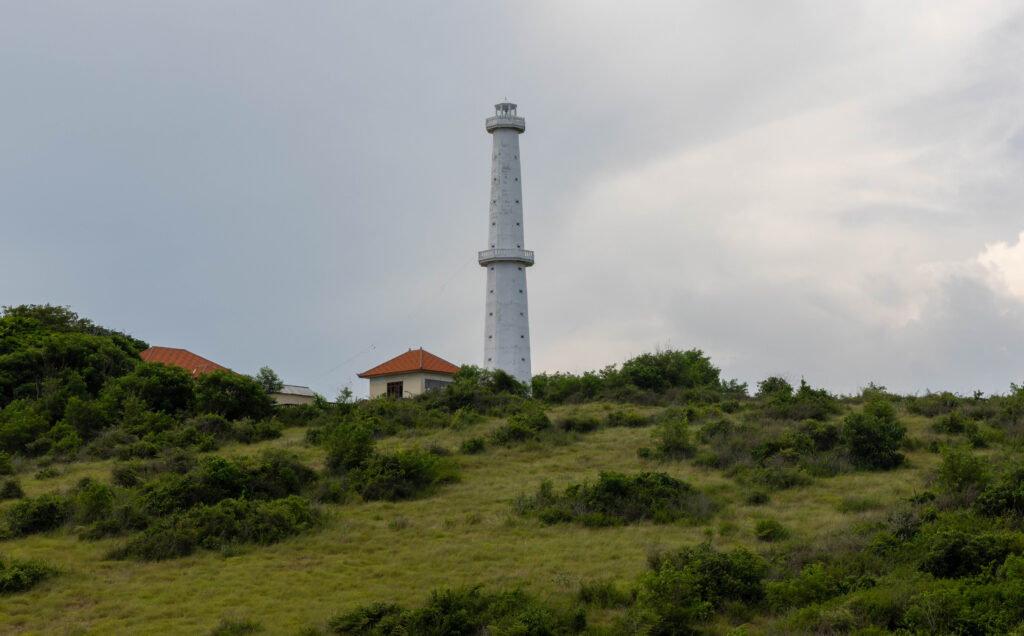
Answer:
[0, 404, 973, 634]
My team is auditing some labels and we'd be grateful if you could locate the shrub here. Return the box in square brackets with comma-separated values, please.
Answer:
[459, 437, 486, 454]
[639, 544, 767, 633]
[324, 424, 375, 474]
[620, 349, 722, 393]
[766, 563, 843, 611]
[556, 414, 601, 433]
[578, 578, 632, 608]
[648, 416, 694, 460]
[919, 530, 1024, 578]
[111, 495, 319, 560]
[347, 449, 459, 501]
[975, 468, 1024, 517]
[328, 586, 585, 635]
[0, 555, 56, 594]
[754, 518, 789, 542]
[489, 409, 550, 445]
[606, 410, 650, 428]
[516, 471, 713, 526]
[935, 445, 989, 494]
[933, 409, 978, 436]
[744, 490, 769, 505]
[195, 371, 275, 422]
[5, 492, 70, 536]
[906, 391, 960, 417]
[71, 478, 114, 524]
[210, 617, 263, 635]
[843, 398, 906, 470]
[0, 450, 12, 474]
[0, 479, 24, 500]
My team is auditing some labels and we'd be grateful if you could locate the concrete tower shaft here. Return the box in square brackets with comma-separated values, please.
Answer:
[479, 102, 533, 384]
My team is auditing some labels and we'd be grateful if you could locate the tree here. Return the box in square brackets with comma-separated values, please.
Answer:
[843, 396, 906, 470]
[195, 371, 274, 421]
[254, 366, 283, 394]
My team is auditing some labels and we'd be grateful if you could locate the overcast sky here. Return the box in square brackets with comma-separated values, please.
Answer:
[2, 2, 1023, 397]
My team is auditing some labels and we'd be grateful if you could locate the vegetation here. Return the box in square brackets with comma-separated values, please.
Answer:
[515, 471, 714, 526]
[9, 305, 1024, 634]
[328, 586, 586, 635]
[0, 554, 55, 594]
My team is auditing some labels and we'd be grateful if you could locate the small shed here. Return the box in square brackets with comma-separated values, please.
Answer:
[358, 348, 459, 398]
[270, 384, 317, 406]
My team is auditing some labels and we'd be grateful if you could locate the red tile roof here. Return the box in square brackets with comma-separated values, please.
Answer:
[358, 348, 460, 378]
[139, 346, 230, 377]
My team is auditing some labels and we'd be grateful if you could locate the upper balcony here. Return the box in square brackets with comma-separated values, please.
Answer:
[486, 102, 525, 133]
[478, 248, 534, 266]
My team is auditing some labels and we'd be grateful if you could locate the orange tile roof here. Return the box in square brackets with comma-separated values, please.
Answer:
[139, 346, 230, 377]
[358, 348, 460, 378]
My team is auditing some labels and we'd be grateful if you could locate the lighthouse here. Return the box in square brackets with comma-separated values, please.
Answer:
[479, 102, 533, 384]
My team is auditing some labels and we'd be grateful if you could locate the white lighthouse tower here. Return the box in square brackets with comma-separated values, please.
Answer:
[479, 102, 533, 384]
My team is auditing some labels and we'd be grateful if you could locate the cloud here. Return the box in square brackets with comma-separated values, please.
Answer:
[978, 231, 1024, 300]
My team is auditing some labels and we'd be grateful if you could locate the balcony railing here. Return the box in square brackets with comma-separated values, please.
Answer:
[478, 248, 534, 266]
[485, 115, 526, 132]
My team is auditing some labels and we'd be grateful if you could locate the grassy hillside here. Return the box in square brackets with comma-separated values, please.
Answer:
[3, 306, 1024, 635]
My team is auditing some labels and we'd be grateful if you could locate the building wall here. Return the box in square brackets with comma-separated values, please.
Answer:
[271, 392, 316, 406]
[367, 372, 455, 398]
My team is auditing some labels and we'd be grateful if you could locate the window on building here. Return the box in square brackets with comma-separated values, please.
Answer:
[424, 379, 450, 392]
[386, 381, 403, 398]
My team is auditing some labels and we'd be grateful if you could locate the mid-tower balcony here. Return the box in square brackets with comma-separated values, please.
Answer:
[478, 248, 534, 266]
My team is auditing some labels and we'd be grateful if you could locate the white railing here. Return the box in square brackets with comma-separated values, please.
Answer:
[485, 115, 526, 132]
[478, 248, 534, 266]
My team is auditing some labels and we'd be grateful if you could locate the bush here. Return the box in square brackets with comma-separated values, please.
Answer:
[606, 410, 650, 428]
[975, 468, 1024, 517]
[766, 563, 844, 611]
[0, 555, 56, 594]
[578, 579, 633, 608]
[139, 453, 317, 516]
[744, 490, 769, 505]
[639, 544, 767, 634]
[620, 349, 722, 393]
[194, 371, 275, 422]
[556, 413, 601, 433]
[754, 518, 789, 542]
[936, 445, 989, 494]
[348, 449, 459, 502]
[843, 398, 906, 470]
[919, 530, 1023, 578]
[490, 409, 550, 445]
[110, 495, 319, 560]
[0, 450, 12, 474]
[5, 492, 70, 536]
[0, 478, 24, 499]
[646, 415, 694, 460]
[459, 437, 486, 454]
[516, 471, 713, 526]
[324, 424, 375, 474]
[209, 617, 263, 635]
[328, 586, 586, 635]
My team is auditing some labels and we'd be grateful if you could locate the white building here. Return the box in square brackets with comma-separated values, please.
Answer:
[479, 102, 533, 384]
[357, 348, 460, 398]
[270, 385, 316, 406]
